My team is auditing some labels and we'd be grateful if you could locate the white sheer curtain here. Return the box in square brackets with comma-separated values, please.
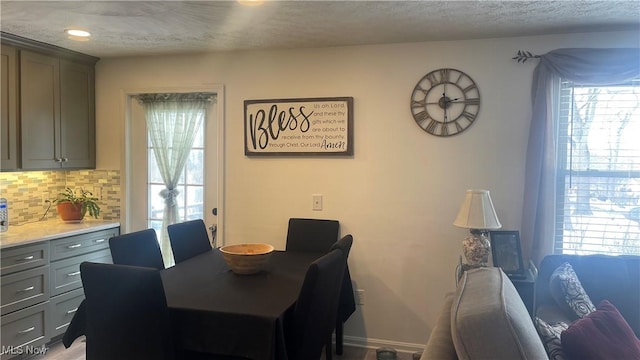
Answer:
[521, 48, 640, 265]
[135, 93, 214, 265]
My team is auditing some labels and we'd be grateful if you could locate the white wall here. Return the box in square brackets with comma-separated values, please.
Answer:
[95, 30, 639, 350]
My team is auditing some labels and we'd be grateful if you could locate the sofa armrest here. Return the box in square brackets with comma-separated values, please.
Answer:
[451, 268, 547, 360]
[421, 292, 458, 360]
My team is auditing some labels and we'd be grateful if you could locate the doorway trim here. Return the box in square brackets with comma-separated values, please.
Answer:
[121, 84, 225, 245]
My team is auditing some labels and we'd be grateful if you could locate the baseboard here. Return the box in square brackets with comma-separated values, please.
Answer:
[341, 335, 425, 354]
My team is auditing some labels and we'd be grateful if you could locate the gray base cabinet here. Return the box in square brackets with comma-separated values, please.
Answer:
[48, 287, 84, 339]
[0, 266, 49, 316]
[0, 226, 119, 359]
[0, 302, 48, 359]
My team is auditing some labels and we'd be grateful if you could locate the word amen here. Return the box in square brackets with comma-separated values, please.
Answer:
[248, 105, 313, 150]
[1, 345, 48, 356]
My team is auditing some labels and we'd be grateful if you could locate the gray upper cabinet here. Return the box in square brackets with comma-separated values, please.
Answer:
[1, 32, 99, 171]
[21, 51, 96, 169]
[59, 60, 96, 168]
[1, 44, 18, 170]
[20, 50, 61, 169]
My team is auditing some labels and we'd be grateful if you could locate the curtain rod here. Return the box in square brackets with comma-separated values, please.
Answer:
[513, 50, 540, 63]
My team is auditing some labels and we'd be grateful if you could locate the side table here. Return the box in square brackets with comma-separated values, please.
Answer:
[508, 267, 536, 316]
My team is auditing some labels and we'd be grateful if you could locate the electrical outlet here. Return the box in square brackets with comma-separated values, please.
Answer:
[312, 194, 323, 211]
[355, 289, 365, 305]
[93, 187, 102, 200]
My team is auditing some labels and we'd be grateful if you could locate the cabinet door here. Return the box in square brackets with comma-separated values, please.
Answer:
[60, 60, 95, 168]
[1, 44, 18, 170]
[20, 50, 60, 170]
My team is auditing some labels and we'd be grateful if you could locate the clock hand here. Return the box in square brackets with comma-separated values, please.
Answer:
[443, 93, 448, 123]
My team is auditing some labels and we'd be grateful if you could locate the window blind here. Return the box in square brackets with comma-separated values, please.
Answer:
[554, 80, 640, 256]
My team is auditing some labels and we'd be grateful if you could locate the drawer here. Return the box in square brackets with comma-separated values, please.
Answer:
[0, 242, 49, 276]
[1, 266, 49, 316]
[0, 302, 48, 360]
[50, 228, 118, 261]
[50, 248, 111, 296]
[48, 288, 84, 338]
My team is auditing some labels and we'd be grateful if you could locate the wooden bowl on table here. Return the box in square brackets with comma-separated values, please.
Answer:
[219, 243, 275, 275]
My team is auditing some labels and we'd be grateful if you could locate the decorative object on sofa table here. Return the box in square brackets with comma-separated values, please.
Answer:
[453, 189, 501, 267]
[489, 230, 525, 278]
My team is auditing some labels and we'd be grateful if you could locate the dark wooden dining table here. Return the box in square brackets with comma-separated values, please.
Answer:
[64, 248, 355, 360]
[162, 249, 321, 360]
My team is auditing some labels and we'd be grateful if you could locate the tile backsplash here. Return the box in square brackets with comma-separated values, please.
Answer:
[0, 170, 121, 225]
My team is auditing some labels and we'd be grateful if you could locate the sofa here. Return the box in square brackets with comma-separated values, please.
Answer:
[421, 255, 640, 360]
[534, 254, 640, 337]
[421, 267, 547, 360]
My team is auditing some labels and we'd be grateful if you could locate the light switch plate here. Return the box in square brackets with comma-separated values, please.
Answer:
[312, 194, 323, 211]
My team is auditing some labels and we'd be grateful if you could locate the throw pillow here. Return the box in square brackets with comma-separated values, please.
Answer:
[561, 300, 640, 360]
[534, 317, 568, 360]
[549, 262, 595, 318]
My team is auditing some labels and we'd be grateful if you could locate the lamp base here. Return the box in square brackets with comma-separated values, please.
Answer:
[462, 230, 490, 267]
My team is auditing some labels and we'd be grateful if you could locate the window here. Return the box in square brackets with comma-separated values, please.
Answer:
[147, 111, 205, 234]
[555, 80, 640, 255]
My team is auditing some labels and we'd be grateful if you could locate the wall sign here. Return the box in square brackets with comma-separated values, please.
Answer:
[244, 97, 353, 156]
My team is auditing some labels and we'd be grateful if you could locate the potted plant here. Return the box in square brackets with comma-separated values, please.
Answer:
[53, 188, 101, 221]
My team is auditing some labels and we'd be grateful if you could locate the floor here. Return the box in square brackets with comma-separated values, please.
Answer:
[28, 338, 420, 360]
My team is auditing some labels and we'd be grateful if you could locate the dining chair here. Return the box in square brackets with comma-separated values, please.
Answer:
[329, 234, 355, 355]
[329, 234, 353, 257]
[108, 228, 165, 270]
[285, 218, 340, 253]
[287, 249, 347, 360]
[80, 262, 175, 360]
[167, 219, 212, 263]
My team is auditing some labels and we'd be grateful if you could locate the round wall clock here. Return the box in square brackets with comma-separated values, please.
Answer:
[410, 68, 481, 137]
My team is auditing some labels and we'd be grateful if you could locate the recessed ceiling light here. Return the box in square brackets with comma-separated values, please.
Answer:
[64, 28, 91, 38]
[238, 0, 263, 6]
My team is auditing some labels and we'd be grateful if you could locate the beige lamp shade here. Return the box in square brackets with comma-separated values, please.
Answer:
[453, 189, 502, 230]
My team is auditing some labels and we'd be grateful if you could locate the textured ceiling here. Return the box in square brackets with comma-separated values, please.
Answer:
[1, 1, 639, 58]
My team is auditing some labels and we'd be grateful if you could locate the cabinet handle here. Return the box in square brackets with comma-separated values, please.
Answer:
[94, 238, 105, 244]
[67, 244, 82, 249]
[62, 158, 68, 162]
[67, 271, 81, 277]
[16, 255, 35, 262]
[55, 158, 63, 163]
[66, 307, 79, 314]
[16, 286, 35, 293]
[18, 327, 35, 334]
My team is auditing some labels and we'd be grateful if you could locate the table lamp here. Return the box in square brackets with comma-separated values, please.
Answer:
[453, 189, 502, 267]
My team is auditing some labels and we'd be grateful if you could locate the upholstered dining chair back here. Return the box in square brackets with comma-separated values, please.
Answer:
[288, 249, 347, 360]
[329, 234, 353, 257]
[108, 228, 165, 270]
[286, 218, 340, 253]
[329, 234, 356, 355]
[167, 219, 212, 264]
[80, 262, 175, 360]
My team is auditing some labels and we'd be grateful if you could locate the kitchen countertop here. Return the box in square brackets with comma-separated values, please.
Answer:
[0, 220, 120, 249]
